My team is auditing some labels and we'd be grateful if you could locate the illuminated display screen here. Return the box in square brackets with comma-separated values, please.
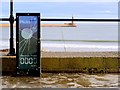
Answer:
[16, 13, 40, 76]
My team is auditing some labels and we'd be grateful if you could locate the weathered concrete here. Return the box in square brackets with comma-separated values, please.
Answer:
[0, 55, 119, 75]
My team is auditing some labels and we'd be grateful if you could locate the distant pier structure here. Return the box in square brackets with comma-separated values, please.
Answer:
[64, 16, 76, 27]
[72, 16, 74, 24]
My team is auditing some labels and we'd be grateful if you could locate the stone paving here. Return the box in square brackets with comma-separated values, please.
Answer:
[1, 73, 119, 88]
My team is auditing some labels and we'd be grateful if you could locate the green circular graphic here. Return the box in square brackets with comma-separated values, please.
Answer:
[21, 28, 33, 39]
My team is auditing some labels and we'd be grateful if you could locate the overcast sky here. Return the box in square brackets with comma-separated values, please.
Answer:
[0, 0, 119, 19]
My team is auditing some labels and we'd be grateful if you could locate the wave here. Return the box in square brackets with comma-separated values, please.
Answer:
[41, 43, 118, 52]
[0, 40, 118, 52]
[42, 43, 117, 49]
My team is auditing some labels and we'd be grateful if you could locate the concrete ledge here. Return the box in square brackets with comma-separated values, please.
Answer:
[0, 56, 119, 75]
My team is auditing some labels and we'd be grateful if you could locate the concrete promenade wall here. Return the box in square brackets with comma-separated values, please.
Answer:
[0, 56, 119, 75]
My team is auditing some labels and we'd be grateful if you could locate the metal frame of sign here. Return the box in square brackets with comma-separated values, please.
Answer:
[16, 13, 40, 76]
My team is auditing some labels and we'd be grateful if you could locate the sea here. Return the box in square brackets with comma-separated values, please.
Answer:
[0, 22, 118, 52]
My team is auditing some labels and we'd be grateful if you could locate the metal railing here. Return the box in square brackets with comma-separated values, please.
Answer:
[0, 0, 120, 55]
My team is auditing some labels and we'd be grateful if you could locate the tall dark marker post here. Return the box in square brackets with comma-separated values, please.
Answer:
[8, 0, 15, 55]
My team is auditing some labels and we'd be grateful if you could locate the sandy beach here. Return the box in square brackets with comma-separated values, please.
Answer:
[41, 51, 118, 58]
[0, 48, 118, 57]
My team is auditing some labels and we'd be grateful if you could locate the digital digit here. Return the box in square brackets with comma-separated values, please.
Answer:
[20, 58, 24, 64]
[34, 58, 37, 64]
[29, 58, 33, 64]
[25, 58, 29, 64]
